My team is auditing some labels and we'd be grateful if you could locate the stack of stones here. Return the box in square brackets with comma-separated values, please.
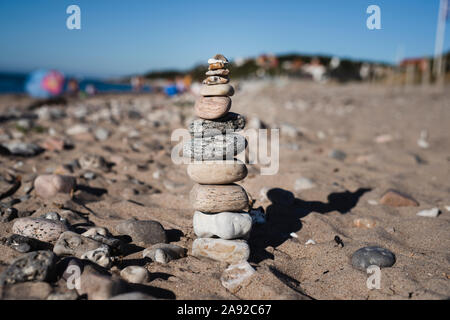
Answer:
[184, 54, 252, 265]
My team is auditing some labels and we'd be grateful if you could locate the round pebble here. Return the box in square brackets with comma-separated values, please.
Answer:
[190, 184, 249, 213]
[187, 160, 247, 184]
[351, 246, 396, 270]
[194, 96, 231, 120]
[200, 84, 234, 97]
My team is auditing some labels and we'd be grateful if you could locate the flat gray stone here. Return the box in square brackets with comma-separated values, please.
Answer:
[188, 112, 245, 138]
[53, 231, 104, 258]
[114, 219, 167, 245]
[351, 246, 396, 270]
[183, 133, 246, 161]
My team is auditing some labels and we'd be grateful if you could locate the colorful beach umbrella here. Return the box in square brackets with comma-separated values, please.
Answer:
[25, 69, 65, 98]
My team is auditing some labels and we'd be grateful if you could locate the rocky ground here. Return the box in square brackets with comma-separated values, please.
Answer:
[0, 79, 449, 300]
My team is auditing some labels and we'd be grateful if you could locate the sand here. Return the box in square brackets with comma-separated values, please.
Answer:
[0, 80, 449, 299]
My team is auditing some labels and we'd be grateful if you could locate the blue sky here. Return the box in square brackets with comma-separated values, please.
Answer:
[0, 0, 448, 78]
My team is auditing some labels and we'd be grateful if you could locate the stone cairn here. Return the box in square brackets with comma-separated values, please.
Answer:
[184, 54, 253, 266]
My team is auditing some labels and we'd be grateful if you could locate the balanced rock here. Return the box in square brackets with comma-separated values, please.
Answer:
[53, 231, 104, 257]
[187, 160, 247, 184]
[190, 184, 249, 213]
[192, 238, 250, 264]
[12, 217, 68, 243]
[206, 69, 230, 76]
[0, 251, 56, 285]
[193, 211, 252, 240]
[195, 96, 231, 120]
[183, 133, 246, 161]
[34, 174, 76, 198]
[114, 219, 167, 245]
[188, 112, 245, 138]
[203, 76, 229, 85]
[200, 84, 234, 97]
[120, 266, 149, 284]
[208, 54, 229, 64]
[143, 243, 187, 264]
[379, 189, 419, 207]
[208, 61, 226, 70]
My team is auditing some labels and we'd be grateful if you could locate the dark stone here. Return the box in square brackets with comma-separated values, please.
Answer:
[115, 219, 167, 245]
[1, 234, 52, 253]
[0, 250, 57, 285]
[0, 207, 18, 222]
[351, 246, 396, 270]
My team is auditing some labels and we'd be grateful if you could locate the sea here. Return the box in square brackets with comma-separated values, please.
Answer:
[0, 72, 146, 94]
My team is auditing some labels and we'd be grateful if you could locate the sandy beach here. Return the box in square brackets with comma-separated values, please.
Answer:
[0, 80, 449, 300]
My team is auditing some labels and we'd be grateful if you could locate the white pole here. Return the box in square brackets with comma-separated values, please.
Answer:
[433, 0, 448, 81]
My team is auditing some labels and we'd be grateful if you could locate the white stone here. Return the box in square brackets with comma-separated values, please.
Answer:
[66, 124, 89, 136]
[294, 177, 315, 191]
[368, 199, 378, 205]
[305, 239, 316, 245]
[220, 262, 255, 293]
[416, 207, 440, 218]
[120, 266, 149, 284]
[445, 206, 450, 212]
[193, 211, 252, 240]
[81, 245, 112, 268]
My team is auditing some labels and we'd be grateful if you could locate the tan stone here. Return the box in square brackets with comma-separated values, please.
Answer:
[187, 160, 247, 184]
[194, 96, 231, 120]
[206, 69, 229, 76]
[379, 189, 419, 207]
[352, 217, 376, 229]
[203, 76, 229, 85]
[200, 84, 234, 97]
[190, 184, 249, 213]
[192, 238, 250, 264]
[209, 62, 225, 70]
[12, 218, 69, 242]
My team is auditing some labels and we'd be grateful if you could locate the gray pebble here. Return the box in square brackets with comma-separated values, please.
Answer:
[143, 243, 187, 263]
[351, 246, 396, 270]
[183, 133, 247, 160]
[0, 250, 57, 285]
[114, 219, 167, 246]
[188, 112, 245, 138]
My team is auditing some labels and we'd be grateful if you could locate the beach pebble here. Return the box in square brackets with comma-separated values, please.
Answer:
[205, 69, 229, 76]
[351, 246, 396, 271]
[208, 54, 229, 64]
[40, 137, 65, 151]
[200, 84, 234, 97]
[94, 127, 110, 141]
[143, 243, 187, 263]
[53, 231, 104, 257]
[220, 262, 255, 293]
[109, 292, 156, 300]
[0, 250, 56, 285]
[305, 239, 316, 245]
[78, 153, 109, 171]
[188, 112, 245, 138]
[120, 266, 149, 284]
[352, 217, 376, 229]
[81, 245, 113, 268]
[416, 208, 440, 218]
[12, 217, 68, 242]
[82, 227, 110, 238]
[379, 189, 419, 207]
[1, 234, 51, 253]
[187, 160, 247, 184]
[194, 96, 231, 120]
[0, 207, 18, 222]
[193, 211, 252, 239]
[190, 184, 249, 213]
[77, 265, 126, 300]
[208, 61, 226, 70]
[114, 219, 168, 245]
[192, 238, 250, 264]
[328, 149, 347, 160]
[47, 291, 79, 300]
[1, 142, 43, 157]
[66, 124, 89, 136]
[34, 174, 76, 198]
[1, 282, 53, 300]
[203, 76, 229, 85]
[294, 177, 315, 191]
[183, 133, 246, 161]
